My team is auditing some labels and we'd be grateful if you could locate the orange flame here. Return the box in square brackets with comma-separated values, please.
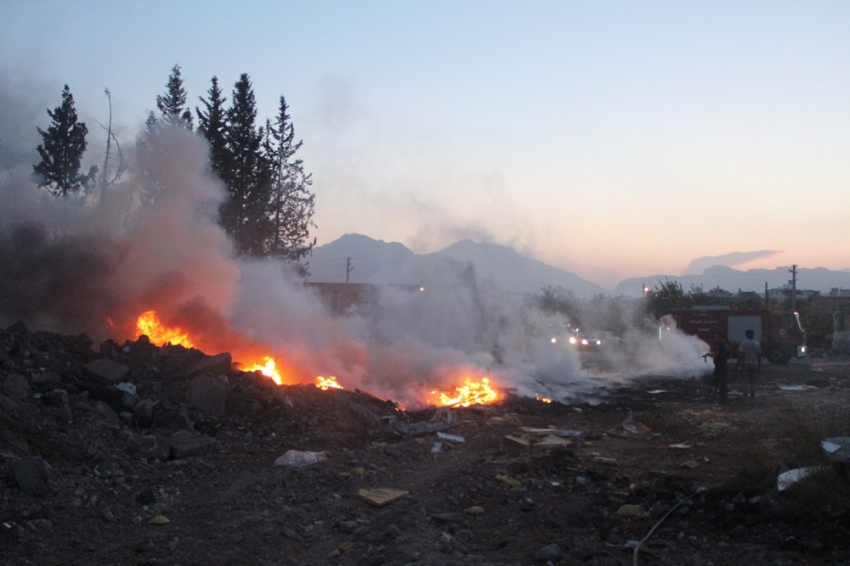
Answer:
[433, 377, 499, 407]
[136, 310, 194, 348]
[316, 375, 343, 390]
[535, 394, 553, 404]
[245, 357, 283, 385]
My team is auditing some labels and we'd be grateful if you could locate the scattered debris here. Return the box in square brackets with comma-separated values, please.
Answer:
[274, 450, 328, 467]
[609, 415, 653, 439]
[496, 474, 522, 488]
[777, 467, 823, 491]
[534, 434, 573, 450]
[436, 431, 465, 443]
[356, 488, 409, 507]
[822, 437, 850, 463]
[617, 504, 646, 517]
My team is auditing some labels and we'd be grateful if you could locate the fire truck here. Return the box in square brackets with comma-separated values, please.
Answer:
[661, 307, 807, 365]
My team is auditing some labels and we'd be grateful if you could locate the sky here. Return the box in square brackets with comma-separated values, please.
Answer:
[2, 0, 849, 288]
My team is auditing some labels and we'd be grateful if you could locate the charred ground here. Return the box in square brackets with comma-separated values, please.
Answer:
[2, 323, 850, 565]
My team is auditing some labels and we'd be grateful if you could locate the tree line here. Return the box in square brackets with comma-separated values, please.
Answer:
[31, 65, 315, 267]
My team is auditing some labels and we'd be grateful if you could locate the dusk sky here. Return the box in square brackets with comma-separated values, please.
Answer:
[2, 1, 848, 287]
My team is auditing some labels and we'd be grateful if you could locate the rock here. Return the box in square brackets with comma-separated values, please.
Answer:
[4, 374, 31, 400]
[431, 512, 462, 524]
[179, 353, 232, 379]
[534, 543, 562, 562]
[93, 400, 123, 427]
[125, 433, 171, 462]
[30, 371, 62, 385]
[133, 398, 160, 428]
[167, 430, 218, 460]
[85, 359, 130, 382]
[12, 457, 51, 497]
[187, 374, 229, 416]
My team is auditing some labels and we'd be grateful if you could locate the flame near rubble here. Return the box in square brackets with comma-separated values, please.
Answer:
[432, 377, 499, 407]
[136, 310, 194, 349]
[316, 376, 343, 390]
[244, 357, 284, 385]
[135, 311, 502, 408]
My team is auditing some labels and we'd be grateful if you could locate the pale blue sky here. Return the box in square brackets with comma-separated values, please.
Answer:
[2, 1, 848, 286]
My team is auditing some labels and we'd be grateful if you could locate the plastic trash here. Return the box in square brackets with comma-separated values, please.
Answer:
[274, 450, 328, 467]
[436, 432, 465, 443]
[116, 382, 137, 395]
[777, 466, 821, 491]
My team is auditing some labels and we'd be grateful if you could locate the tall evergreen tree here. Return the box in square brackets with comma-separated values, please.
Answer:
[264, 95, 316, 264]
[33, 85, 97, 197]
[196, 76, 228, 179]
[156, 64, 193, 130]
[220, 73, 273, 256]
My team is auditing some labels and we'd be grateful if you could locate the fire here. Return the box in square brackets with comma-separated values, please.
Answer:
[136, 310, 194, 348]
[135, 311, 288, 385]
[245, 356, 283, 385]
[316, 375, 343, 390]
[433, 377, 499, 407]
[535, 394, 553, 404]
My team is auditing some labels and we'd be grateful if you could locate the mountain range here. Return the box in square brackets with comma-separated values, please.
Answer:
[305, 234, 850, 299]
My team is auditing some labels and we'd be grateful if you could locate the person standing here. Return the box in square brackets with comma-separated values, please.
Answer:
[737, 329, 762, 399]
[711, 333, 731, 404]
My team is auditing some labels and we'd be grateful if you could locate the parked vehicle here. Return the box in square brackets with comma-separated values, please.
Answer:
[568, 331, 604, 352]
[661, 307, 806, 365]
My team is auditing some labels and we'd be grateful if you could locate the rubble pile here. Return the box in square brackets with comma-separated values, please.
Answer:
[2, 322, 850, 565]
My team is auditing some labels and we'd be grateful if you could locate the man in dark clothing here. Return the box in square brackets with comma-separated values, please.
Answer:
[710, 333, 731, 404]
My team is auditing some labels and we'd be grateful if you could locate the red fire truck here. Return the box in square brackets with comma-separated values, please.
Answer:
[661, 307, 807, 365]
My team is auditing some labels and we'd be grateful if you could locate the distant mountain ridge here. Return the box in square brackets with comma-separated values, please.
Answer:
[306, 234, 850, 298]
[305, 234, 603, 297]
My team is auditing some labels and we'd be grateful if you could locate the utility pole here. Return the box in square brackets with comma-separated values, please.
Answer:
[345, 257, 354, 284]
[788, 264, 797, 312]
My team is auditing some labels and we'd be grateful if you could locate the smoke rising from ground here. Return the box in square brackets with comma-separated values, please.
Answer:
[0, 125, 710, 407]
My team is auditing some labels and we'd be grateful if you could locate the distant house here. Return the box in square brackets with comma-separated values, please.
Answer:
[767, 288, 819, 301]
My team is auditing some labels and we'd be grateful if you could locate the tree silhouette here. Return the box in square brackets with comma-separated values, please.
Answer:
[33, 85, 97, 197]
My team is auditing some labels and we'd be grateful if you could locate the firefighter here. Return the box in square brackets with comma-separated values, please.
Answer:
[709, 332, 731, 404]
[704, 333, 730, 403]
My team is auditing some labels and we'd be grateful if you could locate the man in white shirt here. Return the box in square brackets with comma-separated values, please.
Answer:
[737, 329, 762, 400]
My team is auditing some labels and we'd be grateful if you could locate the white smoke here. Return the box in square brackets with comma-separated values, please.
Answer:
[0, 124, 710, 407]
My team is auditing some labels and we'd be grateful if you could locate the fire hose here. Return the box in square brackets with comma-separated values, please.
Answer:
[632, 487, 705, 566]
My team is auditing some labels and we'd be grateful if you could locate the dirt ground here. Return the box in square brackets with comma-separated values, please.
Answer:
[3, 324, 850, 565]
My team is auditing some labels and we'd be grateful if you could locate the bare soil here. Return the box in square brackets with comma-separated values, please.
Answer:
[2, 324, 850, 565]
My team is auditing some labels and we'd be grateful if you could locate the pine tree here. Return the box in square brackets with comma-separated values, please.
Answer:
[156, 64, 193, 130]
[33, 85, 97, 197]
[264, 95, 315, 265]
[220, 73, 273, 256]
[196, 76, 229, 179]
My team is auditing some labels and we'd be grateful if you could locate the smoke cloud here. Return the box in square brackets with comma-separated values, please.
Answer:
[0, 123, 710, 407]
